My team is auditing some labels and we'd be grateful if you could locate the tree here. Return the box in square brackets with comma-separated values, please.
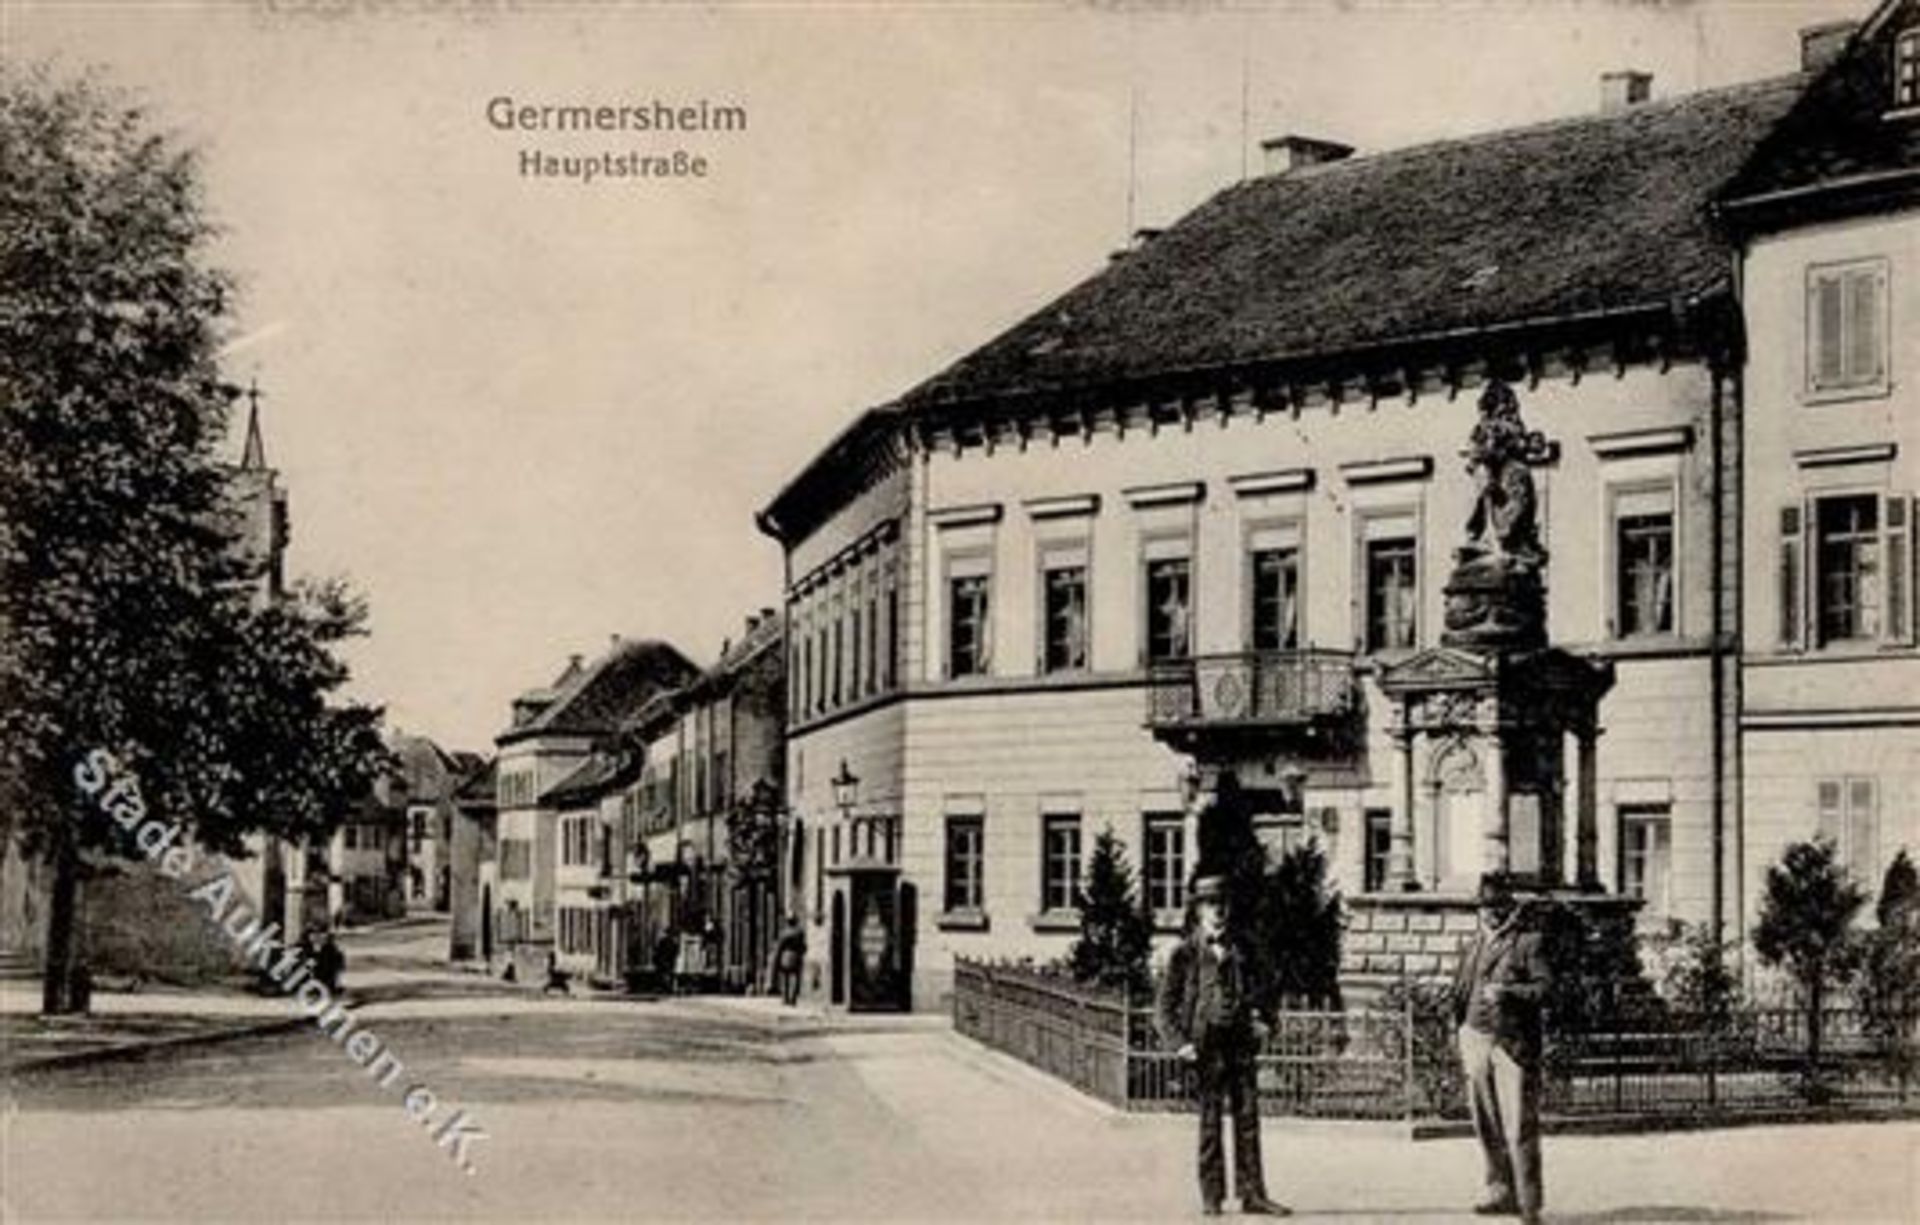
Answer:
[1253, 841, 1343, 1009]
[1069, 826, 1152, 995]
[1857, 851, 1920, 1062]
[1752, 838, 1867, 1082]
[1658, 921, 1745, 1030]
[0, 65, 385, 1013]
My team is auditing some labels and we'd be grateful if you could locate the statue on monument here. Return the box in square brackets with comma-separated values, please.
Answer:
[1444, 381, 1555, 647]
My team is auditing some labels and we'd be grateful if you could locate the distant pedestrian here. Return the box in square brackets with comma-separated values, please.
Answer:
[654, 930, 679, 996]
[773, 915, 807, 1007]
[1451, 872, 1551, 1225]
[1155, 876, 1289, 1218]
[313, 930, 345, 993]
[542, 948, 571, 996]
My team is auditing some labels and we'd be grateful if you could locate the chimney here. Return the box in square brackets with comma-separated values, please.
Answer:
[1799, 20, 1856, 73]
[569, 653, 584, 671]
[609, 633, 621, 649]
[1259, 135, 1354, 176]
[1600, 71, 1652, 114]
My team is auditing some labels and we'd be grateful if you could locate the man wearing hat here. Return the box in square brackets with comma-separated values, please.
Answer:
[1451, 871, 1551, 1224]
[1156, 874, 1289, 1217]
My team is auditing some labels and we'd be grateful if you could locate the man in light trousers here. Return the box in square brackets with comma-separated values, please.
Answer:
[1451, 871, 1551, 1224]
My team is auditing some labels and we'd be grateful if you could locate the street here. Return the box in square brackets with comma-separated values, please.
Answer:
[3, 928, 1915, 1222]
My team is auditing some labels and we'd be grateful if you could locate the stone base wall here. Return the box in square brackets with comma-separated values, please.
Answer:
[1341, 893, 1482, 987]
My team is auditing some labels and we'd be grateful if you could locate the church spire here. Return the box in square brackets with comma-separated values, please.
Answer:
[240, 377, 267, 471]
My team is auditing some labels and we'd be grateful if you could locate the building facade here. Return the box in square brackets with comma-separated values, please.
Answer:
[1723, 2, 1920, 947]
[492, 638, 699, 980]
[761, 11, 1918, 1010]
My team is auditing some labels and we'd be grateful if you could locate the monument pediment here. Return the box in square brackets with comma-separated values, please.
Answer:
[1378, 645, 1496, 691]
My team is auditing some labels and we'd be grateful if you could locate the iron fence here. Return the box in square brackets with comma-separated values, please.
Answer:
[953, 959, 1918, 1124]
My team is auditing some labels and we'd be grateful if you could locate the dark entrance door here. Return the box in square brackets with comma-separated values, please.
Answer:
[848, 870, 906, 1012]
[829, 891, 846, 1005]
[480, 884, 493, 961]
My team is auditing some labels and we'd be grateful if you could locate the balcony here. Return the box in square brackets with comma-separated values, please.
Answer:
[828, 814, 901, 874]
[1146, 650, 1358, 734]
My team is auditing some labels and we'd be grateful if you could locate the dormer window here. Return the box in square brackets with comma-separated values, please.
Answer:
[1897, 27, 1920, 110]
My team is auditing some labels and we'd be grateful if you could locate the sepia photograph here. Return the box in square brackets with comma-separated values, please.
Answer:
[1, 0, 1917, 1219]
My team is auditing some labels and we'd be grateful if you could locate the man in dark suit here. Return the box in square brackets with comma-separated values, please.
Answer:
[1156, 876, 1289, 1217]
[1451, 871, 1551, 1224]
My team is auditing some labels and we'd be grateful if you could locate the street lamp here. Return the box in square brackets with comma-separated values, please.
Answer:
[831, 759, 860, 818]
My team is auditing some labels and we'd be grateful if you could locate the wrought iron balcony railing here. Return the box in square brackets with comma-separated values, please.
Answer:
[1145, 649, 1358, 729]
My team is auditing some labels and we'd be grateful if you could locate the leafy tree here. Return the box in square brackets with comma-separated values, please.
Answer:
[0, 65, 384, 1013]
[1857, 851, 1920, 1066]
[1070, 826, 1152, 995]
[1254, 841, 1343, 1009]
[1657, 921, 1745, 1030]
[1752, 838, 1867, 1081]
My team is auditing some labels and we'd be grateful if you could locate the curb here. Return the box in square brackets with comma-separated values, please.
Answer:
[7, 996, 371, 1076]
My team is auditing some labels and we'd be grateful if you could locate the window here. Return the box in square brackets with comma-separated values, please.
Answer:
[1819, 778, 1881, 885]
[561, 817, 595, 867]
[850, 599, 863, 703]
[1818, 495, 1882, 644]
[949, 573, 991, 677]
[1365, 536, 1418, 651]
[1250, 547, 1301, 651]
[1143, 814, 1185, 914]
[886, 584, 900, 691]
[343, 824, 360, 851]
[944, 817, 984, 913]
[1896, 27, 1919, 109]
[1145, 557, 1192, 662]
[831, 613, 844, 707]
[500, 838, 532, 881]
[1364, 808, 1393, 893]
[1807, 260, 1888, 395]
[1618, 806, 1672, 922]
[1043, 565, 1088, 672]
[1614, 490, 1675, 638]
[866, 591, 880, 695]
[1041, 814, 1082, 913]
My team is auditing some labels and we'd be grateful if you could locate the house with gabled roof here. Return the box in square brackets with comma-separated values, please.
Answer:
[756, 16, 1913, 1011]
[1718, 0, 1920, 945]
[491, 637, 698, 979]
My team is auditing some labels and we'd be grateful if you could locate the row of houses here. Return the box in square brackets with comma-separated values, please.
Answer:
[459, 4, 1919, 1013]
[463, 615, 787, 988]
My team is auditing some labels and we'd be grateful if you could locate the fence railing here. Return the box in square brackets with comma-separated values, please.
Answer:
[953, 958, 1918, 1124]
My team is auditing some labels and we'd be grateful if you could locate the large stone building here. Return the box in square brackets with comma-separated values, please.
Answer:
[757, 7, 1919, 1010]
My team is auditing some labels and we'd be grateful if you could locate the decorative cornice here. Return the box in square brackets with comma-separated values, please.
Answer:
[1339, 456, 1433, 486]
[1023, 493, 1101, 520]
[1228, 468, 1315, 497]
[1123, 480, 1205, 509]
[927, 502, 1004, 529]
[1794, 442, 1897, 469]
[1588, 425, 1694, 458]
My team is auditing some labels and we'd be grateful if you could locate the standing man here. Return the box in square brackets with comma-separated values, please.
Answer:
[772, 914, 807, 1007]
[1452, 872, 1551, 1224]
[1156, 876, 1289, 1218]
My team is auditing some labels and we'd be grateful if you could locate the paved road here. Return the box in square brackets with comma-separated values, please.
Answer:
[4, 988, 1915, 1222]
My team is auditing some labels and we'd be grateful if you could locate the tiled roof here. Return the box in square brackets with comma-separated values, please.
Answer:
[540, 748, 637, 808]
[1721, 1, 1920, 209]
[498, 638, 700, 744]
[898, 76, 1805, 412]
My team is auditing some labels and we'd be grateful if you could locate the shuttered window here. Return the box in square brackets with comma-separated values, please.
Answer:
[1807, 261, 1889, 395]
[1818, 778, 1881, 886]
[1780, 494, 1915, 650]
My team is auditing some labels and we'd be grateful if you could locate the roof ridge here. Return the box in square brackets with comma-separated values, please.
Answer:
[1258, 71, 1807, 188]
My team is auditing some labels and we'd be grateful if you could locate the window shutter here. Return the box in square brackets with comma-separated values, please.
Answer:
[1811, 273, 1845, 390]
[1886, 495, 1913, 646]
[1817, 780, 1843, 845]
[1779, 505, 1805, 649]
[1846, 268, 1881, 386]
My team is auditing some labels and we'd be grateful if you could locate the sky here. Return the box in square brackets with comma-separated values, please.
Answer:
[5, 0, 1864, 752]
